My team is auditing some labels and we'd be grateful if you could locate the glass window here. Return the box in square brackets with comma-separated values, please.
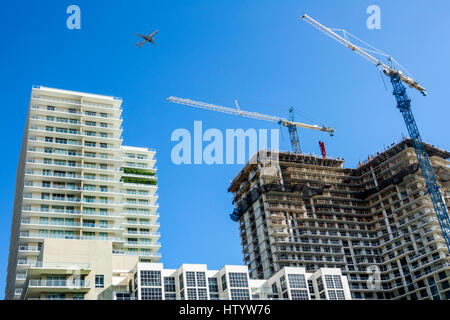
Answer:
[196, 272, 206, 287]
[230, 289, 250, 300]
[325, 275, 334, 288]
[328, 290, 337, 300]
[179, 273, 184, 290]
[95, 275, 104, 288]
[140, 270, 161, 286]
[209, 293, 220, 300]
[165, 293, 176, 300]
[141, 288, 162, 300]
[164, 277, 176, 292]
[288, 274, 307, 289]
[272, 283, 278, 293]
[187, 288, 197, 300]
[316, 277, 324, 292]
[197, 288, 208, 300]
[208, 277, 218, 293]
[221, 274, 227, 290]
[336, 290, 345, 300]
[280, 275, 287, 291]
[186, 272, 196, 287]
[228, 273, 248, 288]
[333, 275, 343, 289]
[291, 289, 309, 300]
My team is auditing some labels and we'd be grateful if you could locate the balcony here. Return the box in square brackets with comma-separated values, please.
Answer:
[123, 210, 159, 216]
[16, 274, 27, 281]
[26, 159, 123, 174]
[26, 147, 123, 162]
[17, 261, 91, 275]
[123, 241, 161, 248]
[27, 280, 90, 293]
[31, 94, 121, 112]
[20, 219, 123, 231]
[25, 172, 82, 181]
[23, 196, 123, 207]
[81, 222, 123, 231]
[122, 221, 160, 228]
[19, 232, 124, 243]
[112, 250, 161, 258]
[123, 231, 160, 238]
[22, 208, 123, 219]
[18, 245, 40, 254]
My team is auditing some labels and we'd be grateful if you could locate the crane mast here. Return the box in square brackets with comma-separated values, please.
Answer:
[167, 96, 335, 154]
[288, 107, 301, 153]
[302, 14, 450, 252]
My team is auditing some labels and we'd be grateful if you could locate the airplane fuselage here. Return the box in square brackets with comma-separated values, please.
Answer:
[136, 30, 158, 47]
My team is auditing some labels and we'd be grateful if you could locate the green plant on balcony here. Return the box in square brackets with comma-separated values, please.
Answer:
[122, 177, 157, 185]
[122, 167, 155, 176]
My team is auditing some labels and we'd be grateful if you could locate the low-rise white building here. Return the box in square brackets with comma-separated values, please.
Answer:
[113, 263, 351, 300]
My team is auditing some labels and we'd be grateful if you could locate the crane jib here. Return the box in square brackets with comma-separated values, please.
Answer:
[302, 13, 449, 253]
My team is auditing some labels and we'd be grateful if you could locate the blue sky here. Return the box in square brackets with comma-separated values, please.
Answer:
[0, 0, 449, 298]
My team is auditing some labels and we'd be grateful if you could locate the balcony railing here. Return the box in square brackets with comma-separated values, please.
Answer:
[31, 95, 120, 110]
[19, 232, 124, 242]
[17, 261, 90, 270]
[21, 219, 122, 230]
[124, 241, 161, 247]
[112, 250, 161, 257]
[22, 208, 123, 218]
[29, 280, 90, 288]
[18, 245, 40, 252]
[25, 172, 83, 179]
[123, 231, 160, 236]
[26, 160, 123, 173]
[23, 196, 123, 206]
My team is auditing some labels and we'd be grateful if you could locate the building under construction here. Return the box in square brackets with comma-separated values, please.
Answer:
[228, 139, 450, 300]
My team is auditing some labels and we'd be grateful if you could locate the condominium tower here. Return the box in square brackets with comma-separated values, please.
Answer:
[228, 140, 450, 300]
[5, 86, 160, 300]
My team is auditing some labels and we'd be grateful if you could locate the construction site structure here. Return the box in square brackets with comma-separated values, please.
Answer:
[319, 141, 327, 159]
[228, 139, 450, 300]
[167, 96, 334, 154]
[301, 13, 450, 253]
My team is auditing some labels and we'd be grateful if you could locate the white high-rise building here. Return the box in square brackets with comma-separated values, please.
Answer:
[5, 86, 160, 300]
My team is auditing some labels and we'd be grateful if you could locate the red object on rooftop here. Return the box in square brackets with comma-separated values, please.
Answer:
[319, 141, 327, 159]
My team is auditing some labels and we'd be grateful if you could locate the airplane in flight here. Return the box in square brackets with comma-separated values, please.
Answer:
[135, 30, 158, 48]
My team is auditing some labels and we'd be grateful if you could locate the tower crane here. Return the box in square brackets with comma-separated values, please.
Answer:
[302, 14, 450, 252]
[167, 96, 335, 153]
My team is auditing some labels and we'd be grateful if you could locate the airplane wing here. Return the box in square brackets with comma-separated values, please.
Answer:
[136, 33, 146, 39]
[136, 40, 147, 48]
[148, 30, 158, 38]
[150, 39, 156, 46]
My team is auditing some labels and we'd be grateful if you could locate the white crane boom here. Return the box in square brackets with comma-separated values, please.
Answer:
[167, 96, 335, 136]
[301, 14, 427, 95]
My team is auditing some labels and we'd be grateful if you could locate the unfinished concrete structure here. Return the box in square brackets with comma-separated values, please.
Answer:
[228, 139, 450, 300]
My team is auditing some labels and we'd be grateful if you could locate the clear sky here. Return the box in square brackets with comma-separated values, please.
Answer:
[0, 0, 449, 298]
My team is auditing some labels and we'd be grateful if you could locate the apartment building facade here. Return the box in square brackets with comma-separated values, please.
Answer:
[5, 86, 160, 300]
[113, 263, 351, 300]
[228, 140, 450, 300]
